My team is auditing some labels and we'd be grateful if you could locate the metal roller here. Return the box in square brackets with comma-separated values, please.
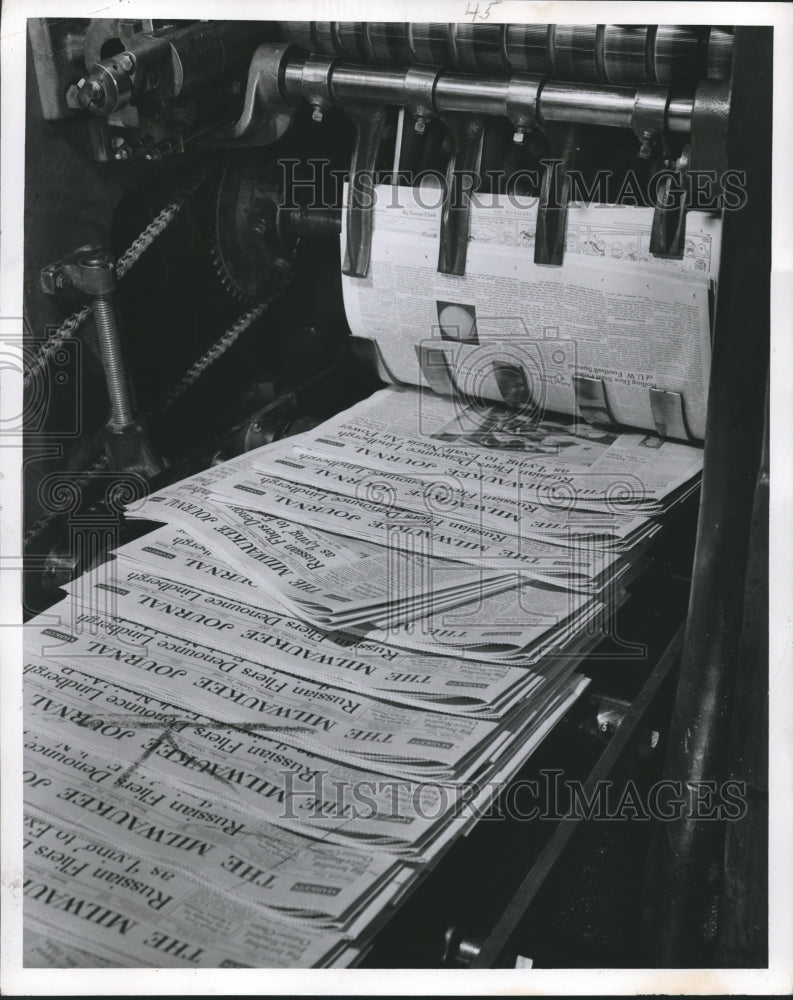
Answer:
[653, 25, 707, 86]
[551, 24, 602, 83]
[707, 26, 734, 80]
[278, 22, 728, 88]
[281, 56, 698, 133]
[504, 24, 552, 74]
[451, 23, 509, 74]
[407, 22, 452, 65]
[363, 22, 412, 65]
[279, 21, 314, 52]
[333, 22, 366, 62]
[311, 22, 336, 56]
[602, 25, 653, 84]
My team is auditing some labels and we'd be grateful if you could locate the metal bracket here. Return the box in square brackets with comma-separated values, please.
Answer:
[300, 53, 336, 123]
[396, 65, 443, 180]
[535, 124, 580, 266]
[404, 64, 441, 135]
[650, 143, 690, 259]
[492, 361, 535, 410]
[632, 85, 671, 159]
[649, 388, 695, 442]
[437, 112, 486, 276]
[689, 79, 730, 181]
[416, 343, 459, 396]
[225, 42, 299, 144]
[104, 419, 164, 479]
[573, 375, 616, 427]
[40, 243, 117, 296]
[341, 102, 389, 278]
[442, 925, 483, 967]
[40, 244, 163, 478]
[505, 73, 544, 145]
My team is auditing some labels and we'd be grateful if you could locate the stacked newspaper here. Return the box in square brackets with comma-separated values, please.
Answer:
[23, 380, 704, 967]
[23, 191, 714, 967]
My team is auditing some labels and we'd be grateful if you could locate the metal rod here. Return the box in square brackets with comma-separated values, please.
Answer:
[282, 57, 696, 132]
[91, 295, 135, 431]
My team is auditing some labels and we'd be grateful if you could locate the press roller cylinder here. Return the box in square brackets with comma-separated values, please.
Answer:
[278, 22, 733, 85]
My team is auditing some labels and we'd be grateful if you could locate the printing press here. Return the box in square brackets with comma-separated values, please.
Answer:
[19, 16, 770, 970]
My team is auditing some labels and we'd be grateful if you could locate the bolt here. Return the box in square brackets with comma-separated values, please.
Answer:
[114, 147, 132, 161]
[513, 129, 526, 145]
[414, 115, 427, 135]
[117, 52, 135, 73]
[91, 295, 135, 430]
[74, 77, 104, 110]
[638, 130, 655, 159]
[55, 272, 71, 291]
[80, 250, 111, 268]
[311, 104, 324, 124]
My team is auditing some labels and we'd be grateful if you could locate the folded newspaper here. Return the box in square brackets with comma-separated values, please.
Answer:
[24, 188, 709, 967]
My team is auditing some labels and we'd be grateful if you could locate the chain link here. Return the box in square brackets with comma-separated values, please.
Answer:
[24, 452, 109, 547]
[23, 162, 293, 548]
[154, 280, 289, 414]
[23, 165, 215, 389]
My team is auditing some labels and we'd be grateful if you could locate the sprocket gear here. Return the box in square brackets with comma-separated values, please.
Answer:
[209, 151, 294, 303]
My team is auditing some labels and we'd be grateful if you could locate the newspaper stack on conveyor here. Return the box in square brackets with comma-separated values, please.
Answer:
[23, 194, 715, 968]
[23, 390, 704, 967]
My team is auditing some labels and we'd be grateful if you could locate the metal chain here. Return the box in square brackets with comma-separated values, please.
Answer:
[23, 306, 92, 390]
[24, 452, 109, 546]
[115, 164, 214, 278]
[154, 280, 289, 414]
[23, 164, 215, 389]
[23, 163, 291, 547]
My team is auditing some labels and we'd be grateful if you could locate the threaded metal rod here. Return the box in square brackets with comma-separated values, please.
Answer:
[91, 295, 135, 429]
